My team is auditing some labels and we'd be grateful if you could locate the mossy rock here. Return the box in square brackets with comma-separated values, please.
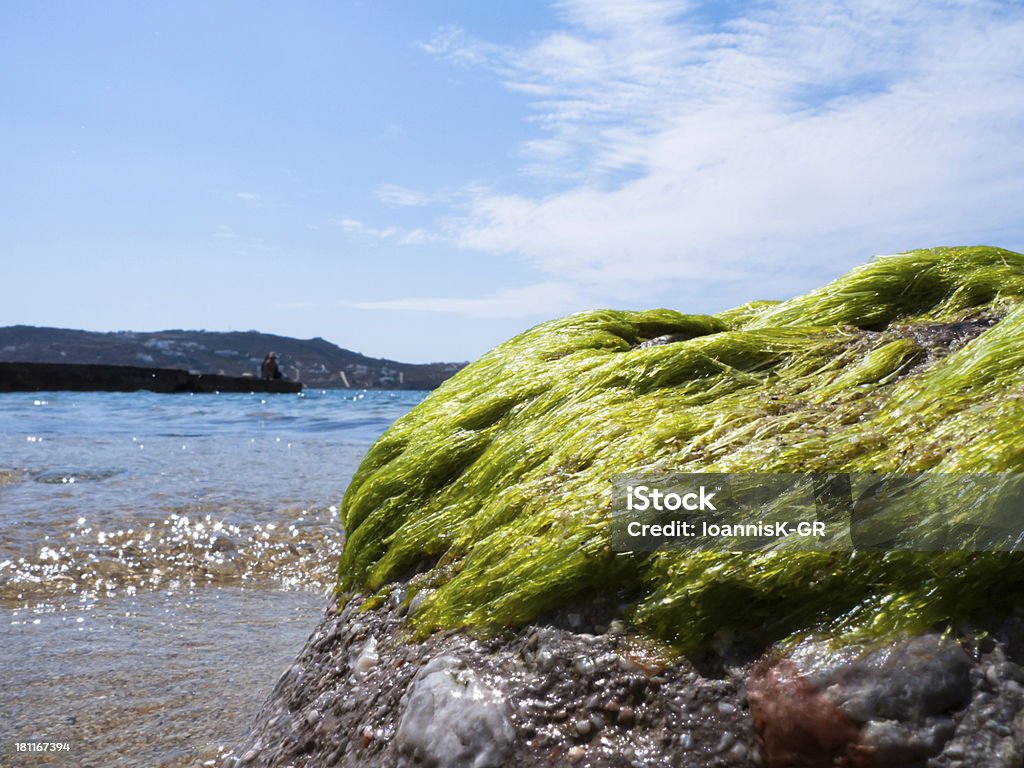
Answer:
[338, 246, 1024, 649]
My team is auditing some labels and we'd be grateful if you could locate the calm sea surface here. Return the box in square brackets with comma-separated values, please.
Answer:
[0, 389, 425, 767]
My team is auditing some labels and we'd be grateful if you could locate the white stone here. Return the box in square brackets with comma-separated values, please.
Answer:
[397, 656, 513, 768]
[352, 636, 378, 681]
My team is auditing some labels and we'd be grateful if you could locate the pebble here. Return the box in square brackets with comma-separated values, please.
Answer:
[305, 709, 320, 726]
[537, 649, 557, 671]
[717, 701, 737, 715]
[352, 637, 379, 681]
[407, 589, 434, 616]
[619, 658, 644, 674]
[607, 620, 626, 636]
[566, 746, 586, 762]
[574, 718, 592, 737]
[987, 666, 1003, 688]
[326, 744, 347, 765]
[574, 656, 596, 675]
[714, 731, 735, 753]
[989, 721, 1012, 737]
[727, 742, 747, 760]
[617, 705, 635, 727]
[210, 534, 237, 552]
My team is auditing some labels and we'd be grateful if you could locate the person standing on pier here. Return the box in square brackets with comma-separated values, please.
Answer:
[260, 352, 282, 380]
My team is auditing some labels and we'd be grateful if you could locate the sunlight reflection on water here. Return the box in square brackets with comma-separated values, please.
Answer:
[0, 388, 423, 766]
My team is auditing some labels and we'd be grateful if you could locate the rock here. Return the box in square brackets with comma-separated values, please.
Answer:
[748, 633, 973, 767]
[748, 659, 859, 767]
[351, 636, 378, 682]
[573, 655, 595, 675]
[210, 534, 238, 552]
[225, 593, 754, 767]
[634, 333, 693, 349]
[395, 656, 514, 768]
[815, 634, 972, 723]
[226, 588, 1024, 767]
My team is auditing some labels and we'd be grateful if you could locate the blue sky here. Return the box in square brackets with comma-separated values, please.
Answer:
[3, 1, 1023, 362]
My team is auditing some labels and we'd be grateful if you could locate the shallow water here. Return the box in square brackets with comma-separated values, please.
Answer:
[0, 389, 424, 766]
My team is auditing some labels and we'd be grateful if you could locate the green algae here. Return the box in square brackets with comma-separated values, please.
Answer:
[338, 246, 1024, 650]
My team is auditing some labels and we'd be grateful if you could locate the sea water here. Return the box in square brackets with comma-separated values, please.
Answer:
[0, 389, 424, 767]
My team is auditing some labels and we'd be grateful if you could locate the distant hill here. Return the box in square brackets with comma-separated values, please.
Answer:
[0, 326, 465, 390]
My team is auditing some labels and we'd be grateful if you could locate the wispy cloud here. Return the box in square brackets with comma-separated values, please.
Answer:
[235, 191, 268, 206]
[332, 216, 397, 240]
[351, 282, 581, 319]
[406, 0, 1024, 307]
[332, 215, 442, 246]
[375, 184, 442, 207]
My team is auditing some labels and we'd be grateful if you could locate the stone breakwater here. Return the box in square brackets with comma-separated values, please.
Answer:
[224, 592, 1024, 768]
[0, 361, 301, 394]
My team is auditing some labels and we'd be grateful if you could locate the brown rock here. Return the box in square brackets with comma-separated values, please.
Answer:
[747, 659, 860, 767]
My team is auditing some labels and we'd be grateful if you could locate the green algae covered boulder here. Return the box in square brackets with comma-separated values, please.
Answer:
[338, 246, 1024, 650]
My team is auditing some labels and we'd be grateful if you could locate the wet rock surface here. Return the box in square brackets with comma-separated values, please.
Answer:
[749, 624, 1024, 767]
[396, 655, 514, 768]
[224, 597, 1024, 768]
[223, 592, 754, 768]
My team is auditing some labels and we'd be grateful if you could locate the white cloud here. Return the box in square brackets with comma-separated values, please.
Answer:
[333, 215, 444, 246]
[235, 191, 268, 205]
[351, 282, 581, 318]
[411, 0, 1024, 307]
[418, 24, 498, 67]
[398, 228, 441, 246]
[336, 217, 367, 233]
[374, 183, 450, 207]
[332, 217, 397, 240]
[375, 184, 429, 207]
